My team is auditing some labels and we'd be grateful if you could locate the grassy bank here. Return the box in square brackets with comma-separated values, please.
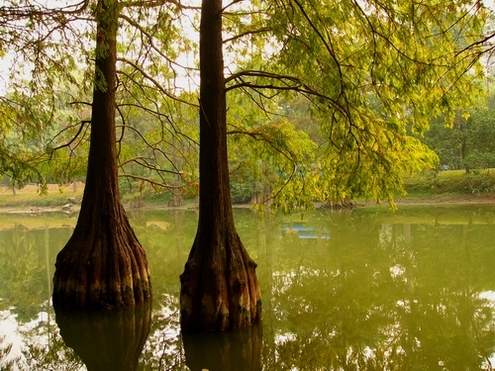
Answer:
[1, 169, 495, 212]
[395, 169, 495, 205]
[403, 169, 495, 195]
[0, 183, 84, 210]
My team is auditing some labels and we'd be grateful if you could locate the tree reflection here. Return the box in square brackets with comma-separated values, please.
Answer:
[0, 334, 18, 371]
[55, 299, 152, 371]
[183, 322, 262, 371]
[0, 227, 46, 320]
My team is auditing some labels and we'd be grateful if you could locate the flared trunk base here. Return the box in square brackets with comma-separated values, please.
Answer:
[180, 230, 262, 332]
[53, 212, 151, 309]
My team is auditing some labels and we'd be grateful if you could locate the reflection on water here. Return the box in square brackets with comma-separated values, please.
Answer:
[281, 222, 330, 239]
[1, 206, 495, 369]
[55, 299, 152, 371]
[183, 322, 262, 371]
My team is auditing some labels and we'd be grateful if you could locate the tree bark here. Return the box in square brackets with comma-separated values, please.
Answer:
[52, 0, 151, 309]
[179, 0, 262, 331]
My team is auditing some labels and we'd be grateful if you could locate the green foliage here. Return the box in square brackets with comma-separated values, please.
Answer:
[229, 112, 319, 211]
[319, 137, 438, 207]
[230, 180, 254, 204]
[463, 169, 495, 194]
[464, 108, 495, 169]
[423, 102, 495, 172]
[422, 115, 465, 170]
[403, 169, 495, 196]
[225, 0, 487, 207]
[0, 228, 47, 321]
[0, 0, 491, 211]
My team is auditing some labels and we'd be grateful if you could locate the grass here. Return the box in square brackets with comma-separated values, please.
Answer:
[0, 183, 84, 209]
[402, 169, 495, 196]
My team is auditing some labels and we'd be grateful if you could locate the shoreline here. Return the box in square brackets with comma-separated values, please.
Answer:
[0, 193, 494, 215]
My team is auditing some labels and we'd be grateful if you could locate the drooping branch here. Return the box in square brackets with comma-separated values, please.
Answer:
[456, 31, 495, 56]
[117, 101, 198, 146]
[122, 0, 199, 10]
[118, 58, 196, 107]
[49, 120, 90, 156]
[228, 128, 297, 162]
[114, 121, 197, 191]
[118, 14, 196, 74]
[223, 27, 271, 44]
[119, 173, 184, 190]
[0, 0, 89, 18]
[116, 122, 196, 168]
[225, 69, 353, 124]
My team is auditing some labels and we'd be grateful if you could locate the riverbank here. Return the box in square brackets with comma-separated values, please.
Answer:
[1, 169, 495, 214]
[2, 191, 495, 216]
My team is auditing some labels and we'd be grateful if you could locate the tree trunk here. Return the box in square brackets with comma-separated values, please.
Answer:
[179, 0, 262, 331]
[52, 0, 151, 309]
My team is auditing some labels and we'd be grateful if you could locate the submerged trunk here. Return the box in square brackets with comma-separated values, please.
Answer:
[179, 0, 262, 331]
[52, 0, 151, 309]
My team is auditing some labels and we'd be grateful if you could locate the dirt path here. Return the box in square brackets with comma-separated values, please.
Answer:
[364, 193, 495, 207]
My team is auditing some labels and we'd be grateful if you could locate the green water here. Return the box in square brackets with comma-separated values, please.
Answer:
[1, 205, 495, 370]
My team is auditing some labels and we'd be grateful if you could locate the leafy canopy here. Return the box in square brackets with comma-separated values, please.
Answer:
[0, 0, 492, 208]
[225, 0, 489, 208]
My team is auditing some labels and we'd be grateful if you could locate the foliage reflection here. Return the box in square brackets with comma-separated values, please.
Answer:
[257, 207, 495, 370]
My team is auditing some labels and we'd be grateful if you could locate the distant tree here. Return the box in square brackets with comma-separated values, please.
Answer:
[423, 114, 467, 171]
[463, 108, 495, 170]
[423, 98, 495, 173]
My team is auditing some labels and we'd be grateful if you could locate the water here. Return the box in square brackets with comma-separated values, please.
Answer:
[1, 205, 495, 370]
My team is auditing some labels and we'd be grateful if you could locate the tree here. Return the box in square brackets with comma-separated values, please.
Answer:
[0, 0, 200, 200]
[462, 107, 495, 170]
[0, 0, 95, 187]
[52, 0, 151, 309]
[179, 0, 262, 331]
[178, 0, 494, 331]
[421, 99, 495, 173]
[422, 114, 466, 171]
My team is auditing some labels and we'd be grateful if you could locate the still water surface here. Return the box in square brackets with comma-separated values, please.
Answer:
[1, 205, 495, 370]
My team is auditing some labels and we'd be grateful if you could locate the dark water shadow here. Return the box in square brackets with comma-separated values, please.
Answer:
[54, 299, 152, 371]
[183, 321, 263, 371]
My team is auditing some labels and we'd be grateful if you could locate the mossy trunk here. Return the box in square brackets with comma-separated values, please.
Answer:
[52, 0, 151, 309]
[179, 0, 261, 332]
